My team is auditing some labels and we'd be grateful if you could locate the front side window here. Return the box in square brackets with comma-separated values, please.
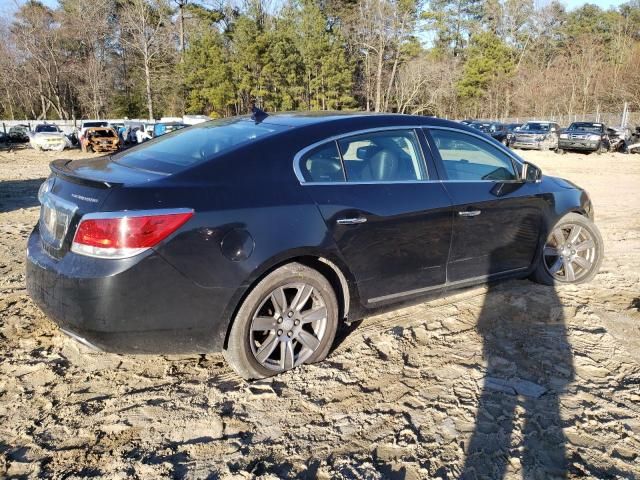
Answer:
[337, 130, 427, 182]
[429, 129, 517, 181]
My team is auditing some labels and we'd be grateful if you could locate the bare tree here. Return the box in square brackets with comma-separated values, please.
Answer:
[119, 0, 174, 119]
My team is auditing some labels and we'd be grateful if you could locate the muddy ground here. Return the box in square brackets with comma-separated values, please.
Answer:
[0, 144, 639, 480]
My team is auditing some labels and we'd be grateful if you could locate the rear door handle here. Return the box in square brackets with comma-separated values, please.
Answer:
[458, 210, 481, 217]
[337, 217, 367, 225]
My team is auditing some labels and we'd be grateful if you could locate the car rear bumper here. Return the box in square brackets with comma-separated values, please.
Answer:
[558, 140, 600, 151]
[26, 226, 237, 354]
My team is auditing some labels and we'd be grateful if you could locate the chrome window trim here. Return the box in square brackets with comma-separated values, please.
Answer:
[293, 125, 432, 185]
[293, 124, 529, 186]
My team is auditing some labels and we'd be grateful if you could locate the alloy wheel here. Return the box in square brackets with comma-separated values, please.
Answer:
[249, 283, 328, 371]
[543, 223, 597, 282]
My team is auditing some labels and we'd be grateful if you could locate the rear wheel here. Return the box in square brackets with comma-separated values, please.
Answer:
[224, 262, 339, 380]
[532, 213, 603, 285]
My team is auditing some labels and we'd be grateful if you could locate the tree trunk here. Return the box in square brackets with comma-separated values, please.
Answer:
[144, 54, 154, 120]
[374, 44, 384, 112]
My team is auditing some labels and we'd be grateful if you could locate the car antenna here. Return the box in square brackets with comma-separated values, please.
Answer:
[250, 101, 268, 122]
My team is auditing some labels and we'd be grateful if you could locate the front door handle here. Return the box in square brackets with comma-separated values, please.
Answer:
[458, 210, 481, 217]
[337, 217, 367, 225]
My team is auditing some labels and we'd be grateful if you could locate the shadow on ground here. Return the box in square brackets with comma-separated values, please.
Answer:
[0, 178, 45, 213]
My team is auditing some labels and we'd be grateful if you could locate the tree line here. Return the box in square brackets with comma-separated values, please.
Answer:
[1, 0, 640, 122]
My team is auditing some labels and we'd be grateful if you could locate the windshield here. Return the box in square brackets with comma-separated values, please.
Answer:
[113, 118, 288, 174]
[83, 121, 108, 129]
[521, 122, 551, 131]
[35, 125, 60, 133]
[89, 129, 116, 138]
[567, 123, 603, 133]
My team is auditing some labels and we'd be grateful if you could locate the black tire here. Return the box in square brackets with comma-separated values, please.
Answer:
[223, 262, 339, 380]
[596, 142, 608, 154]
[532, 213, 603, 286]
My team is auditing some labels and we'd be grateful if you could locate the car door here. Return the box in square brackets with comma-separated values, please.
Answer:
[424, 127, 546, 283]
[296, 127, 453, 305]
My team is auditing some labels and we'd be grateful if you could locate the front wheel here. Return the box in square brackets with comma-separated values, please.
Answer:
[224, 262, 338, 380]
[532, 213, 603, 285]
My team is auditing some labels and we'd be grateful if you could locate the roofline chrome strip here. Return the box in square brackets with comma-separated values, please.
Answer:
[293, 124, 525, 185]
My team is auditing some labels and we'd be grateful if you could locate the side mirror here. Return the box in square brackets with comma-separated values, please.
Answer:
[521, 161, 542, 183]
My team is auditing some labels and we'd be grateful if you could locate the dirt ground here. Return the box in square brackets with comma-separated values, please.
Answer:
[0, 144, 639, 480]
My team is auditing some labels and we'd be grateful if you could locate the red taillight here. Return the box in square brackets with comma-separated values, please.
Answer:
[71, 210, 193, 259]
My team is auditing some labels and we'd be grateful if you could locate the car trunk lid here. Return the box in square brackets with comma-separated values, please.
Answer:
[40, 158, 166, 258]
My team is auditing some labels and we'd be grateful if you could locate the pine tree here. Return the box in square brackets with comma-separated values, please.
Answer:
[183, 30, 235, 116]
[423, 0, 484, 57]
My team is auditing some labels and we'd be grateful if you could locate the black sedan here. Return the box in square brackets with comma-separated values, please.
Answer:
[469, 121, 510, 145]
[26, 113, 603, 379]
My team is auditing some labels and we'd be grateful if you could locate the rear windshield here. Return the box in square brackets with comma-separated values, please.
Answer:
[83, 121, 108, 128]
[112, 118, 287, 174]
[567, 123, 603, 133]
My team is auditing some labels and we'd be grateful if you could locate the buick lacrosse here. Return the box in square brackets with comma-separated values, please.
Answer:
[26, 112, 603, 379]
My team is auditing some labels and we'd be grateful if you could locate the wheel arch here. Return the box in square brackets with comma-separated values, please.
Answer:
[221, 250, 359, 350]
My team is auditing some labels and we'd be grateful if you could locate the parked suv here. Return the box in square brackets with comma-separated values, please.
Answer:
[511, 121, 561, 150]
[558, 122, 609, 153]
[26, 113, 603, 379]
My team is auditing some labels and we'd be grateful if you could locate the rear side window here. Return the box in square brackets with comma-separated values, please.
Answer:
[300, 143, 345, 183]
[429, 129, 517, 181]
[113, 119, 287, 174]
[337, 130, 427, 182]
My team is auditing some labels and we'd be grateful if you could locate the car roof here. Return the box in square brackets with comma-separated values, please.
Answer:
[251, 111, 467, 130]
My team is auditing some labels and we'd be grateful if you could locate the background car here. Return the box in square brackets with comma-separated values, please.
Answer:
[504, 123, 522, 146]
[26, 113, 603, 380]
[558, 122, 609, 154]
[30, 124, 71, 151]
[511, 121, 561, 150]
[469, 121, 509, 145]
[8, 124, 30, 143]
[78, 120, 109, 146]
[81, 126, 121, 153]
[153, 122, 187, 137]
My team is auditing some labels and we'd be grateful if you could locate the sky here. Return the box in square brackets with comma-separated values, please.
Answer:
[0, 0, 634, 21]
[555, 0, 630, 8]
